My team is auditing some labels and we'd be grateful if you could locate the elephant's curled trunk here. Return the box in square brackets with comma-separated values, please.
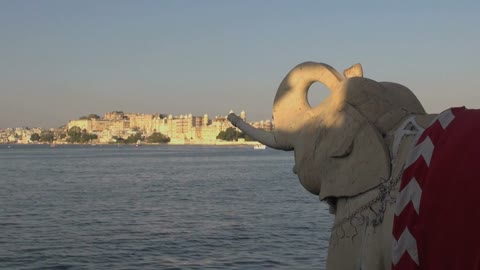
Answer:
[227, 62, 348, 151]
[227, 113, 292, 150]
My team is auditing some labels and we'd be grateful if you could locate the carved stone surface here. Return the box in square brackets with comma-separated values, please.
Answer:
[228, 62, 479, 269]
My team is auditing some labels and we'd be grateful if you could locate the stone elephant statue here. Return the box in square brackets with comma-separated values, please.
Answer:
[228, 62, 480, 269]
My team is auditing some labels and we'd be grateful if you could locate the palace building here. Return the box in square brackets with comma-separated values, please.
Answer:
[67, 110, 273, 144]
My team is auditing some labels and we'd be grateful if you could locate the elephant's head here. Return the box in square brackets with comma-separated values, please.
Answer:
[229, 62, 425, 199]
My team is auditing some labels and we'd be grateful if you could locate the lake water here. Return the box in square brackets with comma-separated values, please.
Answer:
[0, 145, 332, 269]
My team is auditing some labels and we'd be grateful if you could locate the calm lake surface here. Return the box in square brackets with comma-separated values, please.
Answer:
[0, 145, 332, 269]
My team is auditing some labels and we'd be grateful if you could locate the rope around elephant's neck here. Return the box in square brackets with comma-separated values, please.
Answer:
[331, 115, 425, 233]
[331, 175, 401, 232]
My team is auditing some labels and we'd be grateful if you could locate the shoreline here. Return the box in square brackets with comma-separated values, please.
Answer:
[1, 141, 262, 147]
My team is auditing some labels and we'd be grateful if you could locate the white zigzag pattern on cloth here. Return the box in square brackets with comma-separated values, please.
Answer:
[392, 227, 419, 265]
[404, 109, 455, 168]
[392, 109, 456, 268]
[437, 109, 455, 129]
[395, 178, 422, 215]
[405, 137, 434, 168]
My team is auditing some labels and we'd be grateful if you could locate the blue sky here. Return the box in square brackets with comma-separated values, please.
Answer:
[1, 1, 479, 128]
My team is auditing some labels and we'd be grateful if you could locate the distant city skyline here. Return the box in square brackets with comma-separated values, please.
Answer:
[1, 1, 479, 129]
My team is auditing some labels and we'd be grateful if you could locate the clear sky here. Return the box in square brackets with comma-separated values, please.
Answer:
[1, 1, 479, 128]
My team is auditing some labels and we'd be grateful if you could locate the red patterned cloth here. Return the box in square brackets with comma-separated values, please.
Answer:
[392, 107, 480, 270]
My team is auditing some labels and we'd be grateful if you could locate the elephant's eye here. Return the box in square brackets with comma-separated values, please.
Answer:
[329, 140, 354, 158]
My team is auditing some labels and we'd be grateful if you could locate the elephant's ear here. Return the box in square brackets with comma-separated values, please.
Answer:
[317, 104, 391, 200]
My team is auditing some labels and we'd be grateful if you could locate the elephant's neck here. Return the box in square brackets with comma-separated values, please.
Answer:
[385, 114, 438, 167]
[328, 113, 439, 269]
[373, 110, 439, 183]
[331, 113, 436, 239]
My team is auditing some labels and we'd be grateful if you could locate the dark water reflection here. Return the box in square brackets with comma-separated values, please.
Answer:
[0, 145, 332, 269]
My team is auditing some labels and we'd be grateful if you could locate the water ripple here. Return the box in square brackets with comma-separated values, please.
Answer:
[0, 145, 333, 269]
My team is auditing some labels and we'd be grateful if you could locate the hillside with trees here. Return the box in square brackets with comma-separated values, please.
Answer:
[216, 127, 254, 141]
[67, 126, 98, 143]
